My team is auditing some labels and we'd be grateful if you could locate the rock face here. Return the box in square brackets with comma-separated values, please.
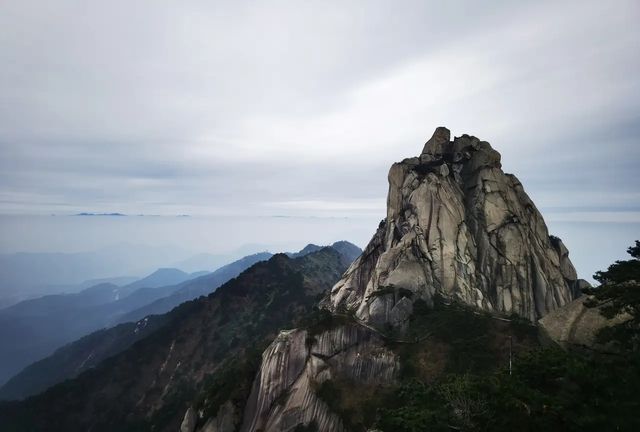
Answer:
[539, 292, 630, 352]
[240, 324, 398, 432]
[180, 402, 237, 432]
[327, 127, 579, 329]
[180, 407, 197, 432]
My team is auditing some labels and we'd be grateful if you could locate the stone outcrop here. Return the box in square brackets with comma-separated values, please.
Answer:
[240, 324, 398, 432]
[539, 292, 631, 352]
[181, 407, 197, 432]
[327, 127, 580, 329]
[200, 402, 237, 432]
[180, 402, 236, 432]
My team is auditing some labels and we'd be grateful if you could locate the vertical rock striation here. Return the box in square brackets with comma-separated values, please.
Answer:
[328, 127, 579, 329]
[240, 325, 398, 432]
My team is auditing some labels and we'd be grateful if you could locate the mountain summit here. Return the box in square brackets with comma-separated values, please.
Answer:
[239, 129, 585, 432]
[327, 127, 579, 328]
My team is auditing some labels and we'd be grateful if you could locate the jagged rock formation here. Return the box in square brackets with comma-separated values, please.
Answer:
[328, 127, 579, 329]
[237, 128, 583, 432]
[240, 324, 398, 432]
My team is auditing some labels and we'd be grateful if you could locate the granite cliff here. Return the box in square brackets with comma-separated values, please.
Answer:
[237, 128, 584, 432]
[327, 127, 580, 329]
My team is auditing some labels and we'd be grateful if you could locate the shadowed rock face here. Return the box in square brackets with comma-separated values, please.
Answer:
[240, 324, 398, 432]
[539, 291, 630, 353]
[327, 127, 579, 329]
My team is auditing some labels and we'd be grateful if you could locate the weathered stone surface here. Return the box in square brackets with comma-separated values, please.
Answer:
[240, 324, 398, 432]
[181, 406, 197, 432]
[198, 401, 237, 432]
[421, 126, 451, 156]
[539, 295, 631, 352]
[327, 128, 580, 328]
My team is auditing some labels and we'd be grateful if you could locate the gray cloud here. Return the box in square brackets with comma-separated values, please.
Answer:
[0, 0, 638, 223]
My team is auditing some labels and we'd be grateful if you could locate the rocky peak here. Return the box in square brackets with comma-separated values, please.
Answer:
[421, 126, 451, 155]
[327, 128, 580, 330]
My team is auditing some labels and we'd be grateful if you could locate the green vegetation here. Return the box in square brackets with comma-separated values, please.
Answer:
[394, 297, 537, 377]
[193, 346, 264, 424]
[308, 299, 539, 432]
[593, 240, 640, 285]
[313, 378, 393, 431]
[584, 240, 640, 351]
[298, 306, 353, 338]
[376, 348, 640, 431]
[369, 285, 414, 300]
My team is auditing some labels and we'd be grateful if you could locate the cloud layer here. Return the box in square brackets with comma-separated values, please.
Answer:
[1, 0, 638, 221]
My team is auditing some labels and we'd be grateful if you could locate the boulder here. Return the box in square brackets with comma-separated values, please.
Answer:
[539, 295, 631, 352]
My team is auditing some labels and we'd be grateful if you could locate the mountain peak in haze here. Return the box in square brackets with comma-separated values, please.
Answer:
[286, 241, 361, 261]
[326, 127, 580, 330]
[75, 212, 126, 216]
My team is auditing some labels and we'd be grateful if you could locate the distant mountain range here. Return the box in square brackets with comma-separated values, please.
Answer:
[0, 245, 193, 304]
[75, 212, 127, 216]
[0, 244, 274, 307]
[117, 242, 358, 325]
[0, 245, 357, 430]
[0, 242, 361, 400]
[115, 252, 273, 325]
[0, 267, 209, 387]
[73, 213, 192, 217]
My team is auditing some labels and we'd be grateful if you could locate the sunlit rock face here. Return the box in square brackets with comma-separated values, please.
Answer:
[327, 127, 580, 329]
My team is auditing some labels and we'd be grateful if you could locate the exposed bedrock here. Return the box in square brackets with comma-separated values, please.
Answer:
[240, 324, 398, 432]
[327, 127, 580, 329]
[539, 290, 631, 353]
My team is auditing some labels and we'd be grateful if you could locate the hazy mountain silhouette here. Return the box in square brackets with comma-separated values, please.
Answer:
[0, 244, 196, 305]
[116, 252, 273, 325]
[0, 267, 208, 387]
[0, 243, 361, 401]
[0, 247, 355, 429]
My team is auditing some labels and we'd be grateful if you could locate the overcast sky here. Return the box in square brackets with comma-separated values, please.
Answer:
[0, 0, 638, 221]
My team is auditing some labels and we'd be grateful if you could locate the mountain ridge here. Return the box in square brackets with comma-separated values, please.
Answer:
[0, 245, 360, 430]
[0, 243, 360, 401]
